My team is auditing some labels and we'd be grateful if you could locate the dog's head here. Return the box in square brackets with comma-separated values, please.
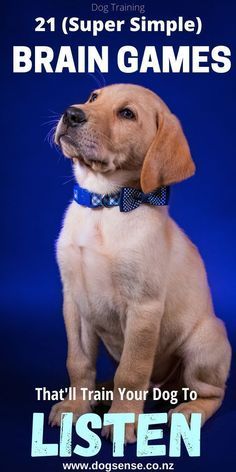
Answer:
[55, 84, 195, 192]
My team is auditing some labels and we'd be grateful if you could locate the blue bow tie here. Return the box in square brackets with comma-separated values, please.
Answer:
[73, 184, 170, 212]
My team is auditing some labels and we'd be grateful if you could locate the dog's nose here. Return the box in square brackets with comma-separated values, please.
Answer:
[63, 107, 87, 127]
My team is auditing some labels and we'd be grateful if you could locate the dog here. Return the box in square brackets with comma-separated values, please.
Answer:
[49, 84, 231, 442]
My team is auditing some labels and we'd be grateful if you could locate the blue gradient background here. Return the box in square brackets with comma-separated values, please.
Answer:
[1, 0, 235, 470]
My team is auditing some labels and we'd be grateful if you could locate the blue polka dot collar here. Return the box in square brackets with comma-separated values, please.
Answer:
[73, 183, 170, 212]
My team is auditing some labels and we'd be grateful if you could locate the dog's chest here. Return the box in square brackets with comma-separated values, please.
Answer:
[58, 205, 152, 323]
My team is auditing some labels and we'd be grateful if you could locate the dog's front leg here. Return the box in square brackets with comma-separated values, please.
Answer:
[49, 292, 98, 426]
[102, 301, 163, 442]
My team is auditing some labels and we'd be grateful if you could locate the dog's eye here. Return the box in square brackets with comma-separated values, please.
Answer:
[118, 108, 135, 120]
[89, 93, 98, 103]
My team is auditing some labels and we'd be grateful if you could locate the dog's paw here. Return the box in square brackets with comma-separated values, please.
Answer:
[101, 422, 137, 444]
[101, 403, 140, 444]
[48, 400, 91, 427]
[168, 402, 205, 426]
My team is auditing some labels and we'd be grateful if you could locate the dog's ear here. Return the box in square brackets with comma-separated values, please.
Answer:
[140, 111, 195, 193]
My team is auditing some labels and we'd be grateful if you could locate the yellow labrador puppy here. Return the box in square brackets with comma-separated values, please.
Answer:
[49, 84, 231, 442]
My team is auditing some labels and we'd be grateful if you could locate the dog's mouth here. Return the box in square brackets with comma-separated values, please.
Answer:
[58, 134, 108, 171]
